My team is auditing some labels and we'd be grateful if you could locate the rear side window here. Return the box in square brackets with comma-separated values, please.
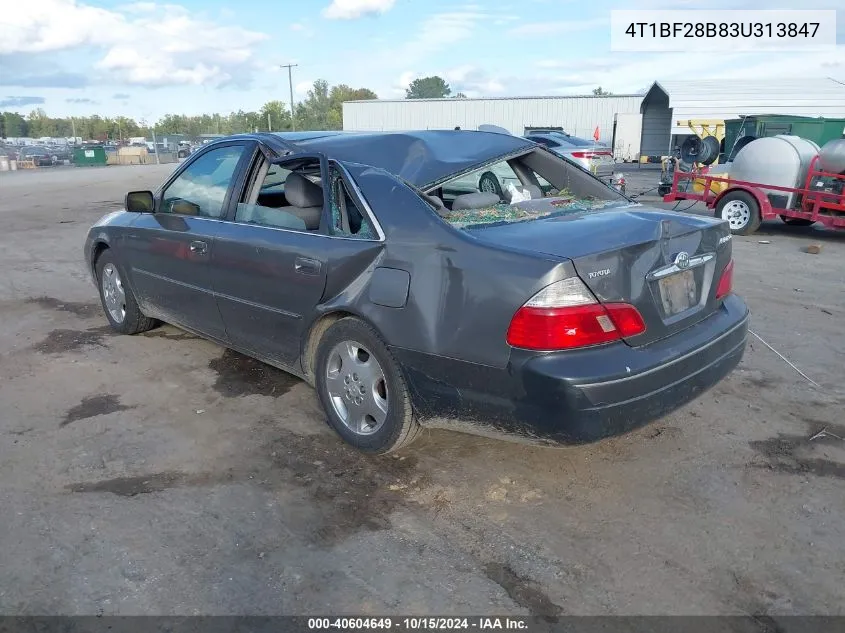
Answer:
[529, 137, 559, 148]
[327, 165, 377, 240]
[559, 136, 594, 147]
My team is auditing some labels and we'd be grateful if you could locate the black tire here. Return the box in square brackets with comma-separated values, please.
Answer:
[780, 215, 815, 227]
[95, 250, 157, 335]
[314, 317, 420, 454]
[715, 190, 762, 236]
[478, 171, 504, 199]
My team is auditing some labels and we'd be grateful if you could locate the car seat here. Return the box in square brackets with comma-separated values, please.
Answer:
[284, 172, 324, 230]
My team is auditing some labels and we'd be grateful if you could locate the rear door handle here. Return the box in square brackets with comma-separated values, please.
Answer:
[189, 240, 208, 255]
[294, 257, 321, 275]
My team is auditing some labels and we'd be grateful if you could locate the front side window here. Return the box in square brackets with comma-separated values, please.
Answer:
[161, 145, 247, 218]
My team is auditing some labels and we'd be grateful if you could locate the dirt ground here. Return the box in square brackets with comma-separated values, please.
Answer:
[0, 164, 843, 616]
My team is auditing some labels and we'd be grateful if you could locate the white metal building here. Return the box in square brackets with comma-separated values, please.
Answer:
[343, 78, 845, 161]
[342, 95, 642, 146]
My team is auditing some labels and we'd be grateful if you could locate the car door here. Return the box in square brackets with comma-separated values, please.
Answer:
[124, 141, 254, 341]
[210, 150, 384, 369]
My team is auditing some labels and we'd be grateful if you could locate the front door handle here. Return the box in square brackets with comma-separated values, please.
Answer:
[294, 257, 321, 275]
[189, 240, 208, 255]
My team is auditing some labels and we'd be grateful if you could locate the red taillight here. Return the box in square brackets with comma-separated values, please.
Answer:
[506, 278, 646, 351]
[715, 259, 734, 299]
[570, 151, 612, 159]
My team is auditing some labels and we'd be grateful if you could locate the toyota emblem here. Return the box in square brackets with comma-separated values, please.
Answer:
[675, 252, 690, 269]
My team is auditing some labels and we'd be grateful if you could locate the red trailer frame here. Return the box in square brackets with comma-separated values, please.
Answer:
[663, 155, 845, 232]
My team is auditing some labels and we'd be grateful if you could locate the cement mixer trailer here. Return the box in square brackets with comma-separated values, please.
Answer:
[663, 135, 845, 235]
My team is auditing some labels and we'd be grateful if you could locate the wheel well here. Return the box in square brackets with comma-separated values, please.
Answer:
[301, 311, 354, 382]
[91, 242, 109, 275]
[715, 187, 762, 211]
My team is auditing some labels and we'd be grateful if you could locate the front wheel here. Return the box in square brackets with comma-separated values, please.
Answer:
[314, 317, 420, 454]
[715, 191, 762, 236]
[96, 251, 157, 335]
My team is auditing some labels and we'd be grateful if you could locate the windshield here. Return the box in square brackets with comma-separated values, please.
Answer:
[425, 148, 630, 229]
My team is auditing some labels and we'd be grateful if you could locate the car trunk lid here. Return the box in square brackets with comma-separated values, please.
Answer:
[465, 206, 732, 347]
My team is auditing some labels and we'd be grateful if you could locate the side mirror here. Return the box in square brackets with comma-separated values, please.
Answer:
[126, 190, 155, 213]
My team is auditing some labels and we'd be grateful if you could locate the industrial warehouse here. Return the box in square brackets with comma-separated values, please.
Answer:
[342, 77, 845, 163]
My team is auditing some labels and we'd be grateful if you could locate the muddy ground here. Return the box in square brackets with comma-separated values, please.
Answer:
[0, 164, 843, 616]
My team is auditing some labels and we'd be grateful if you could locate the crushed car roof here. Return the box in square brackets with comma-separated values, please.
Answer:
[270, 130, 536, 188]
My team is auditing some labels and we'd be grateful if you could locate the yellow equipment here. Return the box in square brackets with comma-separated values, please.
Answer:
[682, 120, 729, 194]
[678, 119, 726, 144]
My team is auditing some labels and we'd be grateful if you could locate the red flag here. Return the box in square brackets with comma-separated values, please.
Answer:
[593, 126, 600, 141]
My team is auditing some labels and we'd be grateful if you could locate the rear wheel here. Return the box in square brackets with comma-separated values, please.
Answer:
[96, 251, 157, 335]
[780, 215, 815, 227]
[716, 191, 761, 236]
[314, 317, 420, 454]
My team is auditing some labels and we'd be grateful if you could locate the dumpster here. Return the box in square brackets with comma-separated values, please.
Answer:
[723, 115, 845, 162]
[73, 145, 108, 166]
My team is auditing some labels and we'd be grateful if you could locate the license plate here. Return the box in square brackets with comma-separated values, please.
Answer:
[658, 269, 697, 315]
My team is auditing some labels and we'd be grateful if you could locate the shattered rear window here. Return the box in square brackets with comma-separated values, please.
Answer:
[442, 193, 622, 230]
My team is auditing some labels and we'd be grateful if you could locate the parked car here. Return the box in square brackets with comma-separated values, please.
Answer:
[0, 145, 19, 161]
[84, 130, 748, 454]
[47, 145, 73, 162]
[524, 130, 615, 180]
[19, 145, 55, 166]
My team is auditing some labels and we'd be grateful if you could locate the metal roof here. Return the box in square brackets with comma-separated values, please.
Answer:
[344, 94, 642, 104]
[645, 78, 845, 135]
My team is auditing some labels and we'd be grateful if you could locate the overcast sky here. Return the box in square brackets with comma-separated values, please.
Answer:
[0, 0, 843, 121]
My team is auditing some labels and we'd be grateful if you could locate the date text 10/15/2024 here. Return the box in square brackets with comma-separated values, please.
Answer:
[308, 618, 529, 630]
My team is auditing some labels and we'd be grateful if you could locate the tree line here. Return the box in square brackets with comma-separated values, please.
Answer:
[0, 75, 458, 141]
[0, 79, 379, 141]
[0, 75, 605, 140]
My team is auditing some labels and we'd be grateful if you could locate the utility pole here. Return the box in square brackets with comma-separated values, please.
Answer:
[267, 111, 272, 132]
[151, 128, 160, 165]
[280, 63, 298, 131]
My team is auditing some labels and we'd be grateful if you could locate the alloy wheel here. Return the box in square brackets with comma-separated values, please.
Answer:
[101, 263, 126, 324]
[325, 340, 389, 435]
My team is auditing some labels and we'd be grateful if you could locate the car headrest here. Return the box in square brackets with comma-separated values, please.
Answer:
[285, 172, 324, 208]
[451, 191, 501, 211]
[426, 195, 445, 208]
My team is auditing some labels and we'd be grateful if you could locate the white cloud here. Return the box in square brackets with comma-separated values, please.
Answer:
[532, 49, 845, 95]
[0, 0, 269, 87]
[442, 65, 505, 96]
[122, 2, 157, 13]
[508, 17, 607, 37]
[295, 80, 313, 95]
[386, 8, 501, 70]
[322, 0, 395, 20]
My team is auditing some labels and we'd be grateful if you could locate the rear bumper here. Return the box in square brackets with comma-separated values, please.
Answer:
[394, 294, 749, 445]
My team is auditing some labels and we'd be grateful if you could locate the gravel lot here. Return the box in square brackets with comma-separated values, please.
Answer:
[0, 164, 843, 616]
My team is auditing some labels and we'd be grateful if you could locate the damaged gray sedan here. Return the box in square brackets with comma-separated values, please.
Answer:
[84, 130, 748, 453]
